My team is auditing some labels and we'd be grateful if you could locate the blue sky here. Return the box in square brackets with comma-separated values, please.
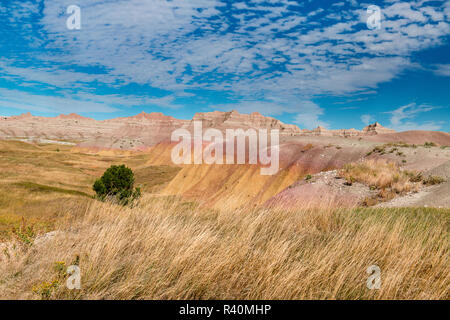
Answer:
[0, 0, 449, 131]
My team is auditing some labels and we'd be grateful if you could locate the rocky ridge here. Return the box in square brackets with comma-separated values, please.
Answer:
[1, 110, 397, 150]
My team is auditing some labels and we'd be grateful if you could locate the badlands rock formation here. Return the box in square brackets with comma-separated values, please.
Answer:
[1, 110, 449, 209]
[0, 110, 398, 151]
[301, 122, 396, 137]
[362, 122, 396, 135]
[192, 110, 301, 134]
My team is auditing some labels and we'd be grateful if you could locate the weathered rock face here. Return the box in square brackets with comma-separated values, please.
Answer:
[11, 112, 33, 120]
[192, 110, 301, 134]
[114, 111, 179, 122]
[311, 126, 333, 136]
[302, 123, 396, 137]
[0, 110, 396, 150]
[0, 111, 191, 150]
[55, 113, 94, 121]
[362, 122, 396, 135]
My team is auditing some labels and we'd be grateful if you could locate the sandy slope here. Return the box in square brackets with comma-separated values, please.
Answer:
[376, 182, 450, 208]
[363, 130, 450, 146]
[266, 144, 450, 209]
[377, 160, 450, 208]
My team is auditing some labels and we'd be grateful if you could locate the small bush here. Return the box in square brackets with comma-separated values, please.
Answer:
[424, 142, 436, 148]
[373, 145, 385, 153]
[93, 165, 141, 205]
[423, 175, 445, 186]
[305, 174, 312, 181]
[370, 143, 416, 156]
[344, 176, 356, 186]
[361, 197, 378, 207]
[32, 280, 59, 300]
[12, 217, 35, 246]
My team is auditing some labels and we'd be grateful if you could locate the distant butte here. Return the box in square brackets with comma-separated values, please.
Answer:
[57, 113, 94, 121]
[127, 111, 177, 121]
[362, 122, 396, 135]
[6, 109, 442, 151]
[3, 110, 395, 135]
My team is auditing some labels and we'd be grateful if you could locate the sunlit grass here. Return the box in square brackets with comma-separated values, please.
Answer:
[1, 196, 448, 300]
[0, 140, 448, 300]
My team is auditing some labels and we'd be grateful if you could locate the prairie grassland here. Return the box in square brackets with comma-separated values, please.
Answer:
[0, 195, 448, 300]
[0, 140, 178, 239]
[0, 140, 449, 300]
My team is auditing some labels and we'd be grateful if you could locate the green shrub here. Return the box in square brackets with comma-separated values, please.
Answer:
[93, 165, 141, 205]
[424, 142, 436, 148]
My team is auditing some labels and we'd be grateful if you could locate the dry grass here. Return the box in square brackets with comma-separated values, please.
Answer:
[301, 143, 314, 152]
[0, 196, 448, 300]
[422, 175, 446, 186]
[1, 140, 449, 300]
[340, 159, 420, 195]
[366, 142, 419, 156]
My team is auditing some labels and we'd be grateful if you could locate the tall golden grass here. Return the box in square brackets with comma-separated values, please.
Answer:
[0, 141, 448, 300]
[340, 159, 423, 200]
[1, 195, 448, 300]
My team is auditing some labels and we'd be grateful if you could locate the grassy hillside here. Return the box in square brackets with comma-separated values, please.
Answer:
[0, 140, 179, 240]
[0, 140, 448, 299]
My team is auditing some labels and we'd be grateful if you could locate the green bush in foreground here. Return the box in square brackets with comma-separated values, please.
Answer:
[93, 165, 141, 205]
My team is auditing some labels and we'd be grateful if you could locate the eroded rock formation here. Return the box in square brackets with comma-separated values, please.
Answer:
[0, 110, 397, 150]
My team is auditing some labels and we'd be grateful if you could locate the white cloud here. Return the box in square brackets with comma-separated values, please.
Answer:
[361, 114, 374, 125]
[433, 64, 450, 77]
[293, 101, 328, 130]
[390, 121, 443, 131]
[383, 2, 427, 23]
[0, 88, 164, 114]
[146, 95, 181, 109]
[215, 100, 294, 116]
[3, 1, 447, 95]
[386, 103, 443, 131]
[0, 0, 449, 117]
